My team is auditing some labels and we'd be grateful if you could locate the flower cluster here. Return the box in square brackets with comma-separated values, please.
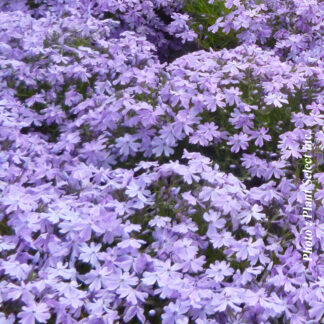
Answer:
[208, 0, 324, 65]
[0, 0, 194, 60]
[0, 1, 323, 324]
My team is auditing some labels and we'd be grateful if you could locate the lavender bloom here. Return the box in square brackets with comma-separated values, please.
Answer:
[18, 302, 50, 324]
[227, 133, 250, 153]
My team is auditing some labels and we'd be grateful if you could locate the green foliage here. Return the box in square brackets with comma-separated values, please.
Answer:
[183, 0, 238, 50]
[203, 244, 226, 267]
[67, 37, 93, 49]
[0, 218, 13, 235]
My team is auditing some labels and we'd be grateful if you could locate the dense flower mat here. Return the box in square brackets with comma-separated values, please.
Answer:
[0, 1, 323, 323]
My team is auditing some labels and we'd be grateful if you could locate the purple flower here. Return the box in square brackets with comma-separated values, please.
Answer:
[79, 242, 102, 268]
[240, 204, 265, 224]
[190, 122, 221, 146]
[309, 301, 324, 321]
[81, 266, 111, 291]
[115, 134, 140, 159]
[0, 313, 15, 324]
[125, 180, 152, 204]
[162, 301, 189, 324]
[248, 127, 271, 147]
[151, 137, 174, 157]
[227, 132, 250, 153]
[106, 269, 138, 291]
[18, 302, 50, 324]
[212, 288, 243, 313]
[206, 261, 234, 282]
[208, 17, 224, 33]
[224, 87, 242, 106]
[117, 286, 148, 305]
[264, 93, 288, 107]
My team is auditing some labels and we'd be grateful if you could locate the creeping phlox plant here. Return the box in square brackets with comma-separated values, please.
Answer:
[0, 0, 195, 61]
[207, 0, 324, 65]
[0, 1, 323, 324]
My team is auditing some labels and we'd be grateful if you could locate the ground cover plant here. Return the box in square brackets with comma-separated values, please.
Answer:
[0, 0, 323, 323]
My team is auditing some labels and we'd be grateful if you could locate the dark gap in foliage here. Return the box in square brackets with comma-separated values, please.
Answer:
[160, 41, 200, 64]
[26, 0, 41, 10]
[75, 260, 92, 275]
[154, 7, 173, 25]
[0, 218, 13, 235]
[21, 124, 60, 143]
[244, 176, 264, 189]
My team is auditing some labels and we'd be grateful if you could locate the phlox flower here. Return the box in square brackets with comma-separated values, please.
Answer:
[208, 17, 224, 33]
[227, 133, 249, 152]
[224, 87, 242, 106]
[125, 181, 152, 203]
[173, 238, 198, 261]
[117, 237, 146, 249]
[56, 280, 86, 301]
[268, 267, 296, 292]
[124, 305, 146, 323]
[4, 185, 38, 214]
[264, 93, 288, 107]
[206, 261, 234, 282]
[47, 262, 76, 280]
[153, 259, 183, 284]
[265, 160, 287, 179]
[142, 270, 160, 286]
[208, 230, 234, 248]
[182, 191, 197, 206]
[148, 216, 172, 228]
[240, 266, 264, 285]
[2, 259, 31, 281]
[240, 204, 265, 224]
[309, 301, 324, 322]
[229, 109, 254, 132]
[198, 187, 215, 205]
[249, 127, 271, 147]
[173, 164, 200, 184]
[151, 137, 174, 157]
[229, 238, 264, 261]
[5, 282, 34, 304]
[18, 302, 50, 324]
[115, 134, 140, 158]
[203, 210, 226, 228]
[264, 292, 287, 316]
[212, 288, 242, 313]
[206, 92, 226, 110]
[0, 313, 15, 324]
[105, 269, 138, 291]
[172, 112, 196, 137]
[160, 125, 177, 146]
[81, 266, 112, 291]
[280, 144, 303, 160]
[79, 242, 102, 268]
[162, 301, 189, 324]
[117, 286, 148, 305]
[190, 122, 220, 146]
[180, 255, 206, 273]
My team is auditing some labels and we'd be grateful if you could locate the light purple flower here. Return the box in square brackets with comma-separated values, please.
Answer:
[18, 302, 50, 324]
[227, 133, 250, 153]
